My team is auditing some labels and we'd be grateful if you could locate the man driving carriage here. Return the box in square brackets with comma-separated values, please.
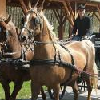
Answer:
[71, 4, 92, 41]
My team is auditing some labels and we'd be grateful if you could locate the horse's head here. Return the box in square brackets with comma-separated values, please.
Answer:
[0, 16, 10, 42]
[21, 8, 43, 41]
[0, 15, 18, 41]
[0, 16, 22, 58]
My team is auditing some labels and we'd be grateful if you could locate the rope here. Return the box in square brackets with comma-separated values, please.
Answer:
[30, 59, 98, 79]
[75, 67, 98, 78]
[33, 40, 71, 45]
[0, 58, 98, 79]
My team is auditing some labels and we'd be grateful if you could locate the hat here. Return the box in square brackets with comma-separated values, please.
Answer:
[78, 4, 85, 10]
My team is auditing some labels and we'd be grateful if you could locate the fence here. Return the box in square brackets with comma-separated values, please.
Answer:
[6, 6, 23, 29]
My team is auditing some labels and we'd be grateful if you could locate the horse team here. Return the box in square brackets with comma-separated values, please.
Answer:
[0, 2, 99, 100]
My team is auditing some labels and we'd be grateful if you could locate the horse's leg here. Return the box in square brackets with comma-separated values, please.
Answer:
[72, 81, 79, 100]
[48, 87, 54, 99]
[31, 81, 41, 100]
[84, 76, 92, 100]
[1, 80, 10, 100]
[53, 83, 60, 100]
[41, 87, 46, 100]
[10, 81, 23, 100]
[48, 85, 66, 100]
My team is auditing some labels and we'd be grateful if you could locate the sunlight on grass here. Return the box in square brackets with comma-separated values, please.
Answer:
[0, 81, 31, 99]
[17, 81, 31, 99]
[0, 81, 48, 99]
[0, 83, 5, 99]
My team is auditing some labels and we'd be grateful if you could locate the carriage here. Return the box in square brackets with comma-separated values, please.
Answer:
[1, 0, 97, 99]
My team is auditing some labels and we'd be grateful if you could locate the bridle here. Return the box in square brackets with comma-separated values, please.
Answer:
[21, 9, 43, 40]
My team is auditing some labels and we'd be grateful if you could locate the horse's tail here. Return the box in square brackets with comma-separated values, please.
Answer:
[92, 62, 98, 94]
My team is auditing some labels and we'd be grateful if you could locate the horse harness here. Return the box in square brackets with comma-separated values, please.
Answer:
[21, 42, 34, 60]
[30, 43, 79, 86]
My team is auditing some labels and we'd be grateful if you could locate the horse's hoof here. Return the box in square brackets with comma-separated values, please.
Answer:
[42, 95, 46, 100]
[98, 85, 100, 89]
[9, 97, 15, 100]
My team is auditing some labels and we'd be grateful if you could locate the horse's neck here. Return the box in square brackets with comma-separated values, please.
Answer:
[7, 27, 22, 59]
[7, 36, 22, 59]
[34, 27, 56, 59]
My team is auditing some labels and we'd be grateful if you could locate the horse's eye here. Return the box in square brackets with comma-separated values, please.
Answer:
[35, 17, 40, 24]
[33, 16, 41, 25]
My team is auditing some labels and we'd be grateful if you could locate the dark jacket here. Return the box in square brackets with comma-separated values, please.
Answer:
[72, 16, 91, 36]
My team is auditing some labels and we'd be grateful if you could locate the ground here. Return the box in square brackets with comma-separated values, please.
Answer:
[17, 80, 100, 100]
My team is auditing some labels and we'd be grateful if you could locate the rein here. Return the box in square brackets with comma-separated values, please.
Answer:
[30, 59, 98, 78]
[22, 26, 33, 36]
[30, 59, 76, 70]
[30, 40, 98, 78]
[33, 40, 71, 45]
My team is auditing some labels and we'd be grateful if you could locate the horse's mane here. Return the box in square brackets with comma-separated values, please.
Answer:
[39, 11, 58, 41]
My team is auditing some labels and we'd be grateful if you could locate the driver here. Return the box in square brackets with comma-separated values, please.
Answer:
[71, 4, 92, 41]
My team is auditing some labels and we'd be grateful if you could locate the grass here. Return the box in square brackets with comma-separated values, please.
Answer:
[0, 81, 31, 99]
[0, 81, 47, 99]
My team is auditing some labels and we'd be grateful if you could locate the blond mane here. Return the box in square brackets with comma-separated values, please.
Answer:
[39, 11, 58, 41]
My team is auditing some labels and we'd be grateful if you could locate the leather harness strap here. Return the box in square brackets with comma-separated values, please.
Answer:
[30, 44, 76, 87]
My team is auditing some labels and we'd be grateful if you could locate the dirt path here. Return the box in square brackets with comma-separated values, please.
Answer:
[17, 86, 100, 100]
[17, 79, 100, 100]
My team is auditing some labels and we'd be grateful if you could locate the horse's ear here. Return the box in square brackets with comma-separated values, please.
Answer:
[37, 0, 45, 12]
[0, 21, 7, 29]
[0, 17, 7, 29]
[33, 0, 40, 8]
[27, 0, 32, 10]
[5, 15, 11, 24]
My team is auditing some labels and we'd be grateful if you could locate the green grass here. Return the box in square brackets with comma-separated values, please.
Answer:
[0, 81, 47, 99]
[0, 81, 31, 99]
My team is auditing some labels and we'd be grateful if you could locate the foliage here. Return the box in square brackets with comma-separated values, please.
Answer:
[7, 6, 100, 40]
[86, 12, 100, 32]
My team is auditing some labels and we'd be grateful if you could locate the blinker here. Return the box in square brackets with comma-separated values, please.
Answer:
[34, 16, 41, 25]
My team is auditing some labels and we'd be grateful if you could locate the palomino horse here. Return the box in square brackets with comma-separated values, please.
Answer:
[0, 17, 46, 100]
[21, 8, 98, 100]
